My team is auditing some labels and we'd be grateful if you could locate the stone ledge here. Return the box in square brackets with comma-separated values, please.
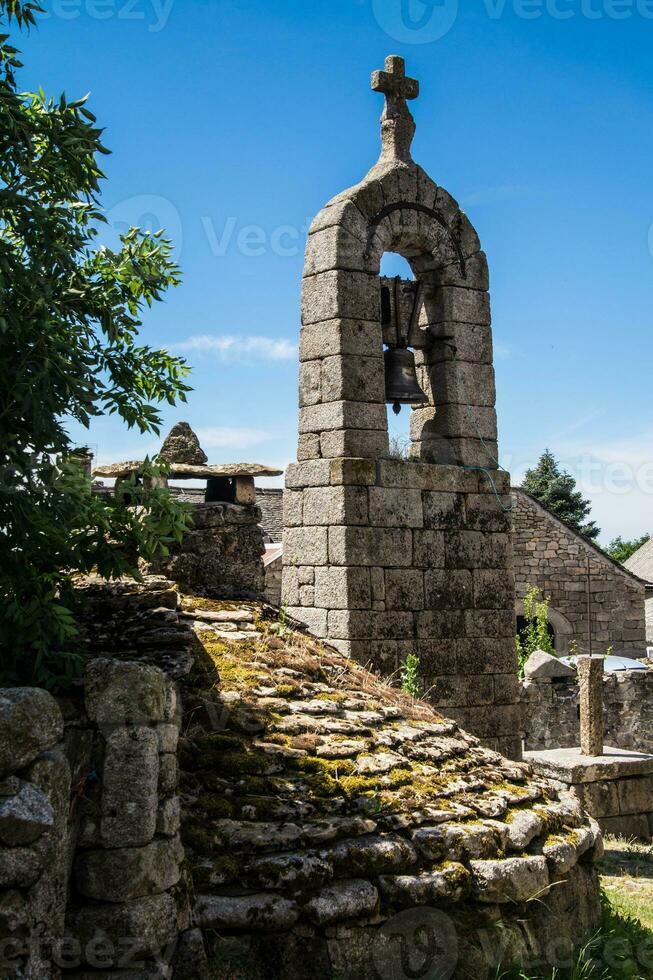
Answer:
[525, 746, 653, 784]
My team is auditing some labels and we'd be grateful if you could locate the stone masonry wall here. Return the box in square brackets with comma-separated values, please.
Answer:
[283, 458, 520, 759]
[149, 500, 265, 600]
[0, 689, 70, 980]
[512, 490, 646, 657]
[522, 668, 653, 756]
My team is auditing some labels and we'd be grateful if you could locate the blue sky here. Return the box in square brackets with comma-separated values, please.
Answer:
[20, 0, 653, 542]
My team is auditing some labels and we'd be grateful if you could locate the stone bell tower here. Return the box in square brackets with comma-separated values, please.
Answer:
[283, 57, 520, 758]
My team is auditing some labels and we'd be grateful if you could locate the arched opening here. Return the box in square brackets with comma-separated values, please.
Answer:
[515, 602, 574, 656]
[516, 614, 556, 651]
[380, 253, 425, 457]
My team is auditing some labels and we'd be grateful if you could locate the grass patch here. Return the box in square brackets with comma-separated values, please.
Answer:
[497, 836, 653, 979]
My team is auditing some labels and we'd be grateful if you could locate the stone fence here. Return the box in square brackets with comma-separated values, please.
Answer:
[521, 667, 653, 756]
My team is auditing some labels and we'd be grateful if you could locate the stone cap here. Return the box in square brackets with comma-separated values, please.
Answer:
[525, 746, 653, 784]
[159, 421, 208, 466]
[523, 649, 576, 681]
[93, 461, 283, 480]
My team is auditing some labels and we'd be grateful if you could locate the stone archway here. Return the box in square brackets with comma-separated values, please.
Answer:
[300, 57, 496, 471]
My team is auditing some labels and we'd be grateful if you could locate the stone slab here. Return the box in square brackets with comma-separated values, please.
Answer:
[94, 462, 282, 479]
[525, 746, 653, 784]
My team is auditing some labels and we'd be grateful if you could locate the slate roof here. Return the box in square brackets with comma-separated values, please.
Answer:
[625, 537, 653, 585]
[257, 488, 284, 542]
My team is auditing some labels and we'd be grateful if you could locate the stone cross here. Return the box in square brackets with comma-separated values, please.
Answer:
[578, 655, 604, 757]
[371, 55, 419, 163]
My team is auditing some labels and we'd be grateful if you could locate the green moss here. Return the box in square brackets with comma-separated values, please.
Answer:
[292, 756, 356, 777]
[305, 771, 340, 797]
[339, 774, 381, 797]
[385, 767, 414, 788]
[199, 636, 268, 690]
[266, 733, 292, 746]
[215, 751, 270, 777]
[313, 691, 348, 703]
[200, 795, 234, 819]
[183, 823, 219, 856]
[193, 855, 240, 888]
[274, 684, 300, 697]
[235, 794, 289, 819]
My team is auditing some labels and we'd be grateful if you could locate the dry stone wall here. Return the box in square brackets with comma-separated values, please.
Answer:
[0, 688, 70, 980]
[522, 667, 653, 756]
[512, 490, 647, 657]
[149, 501, 265, 600]
[175, 594, 602, 980]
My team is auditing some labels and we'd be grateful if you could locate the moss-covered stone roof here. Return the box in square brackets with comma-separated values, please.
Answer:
[177, 595, 603, 930]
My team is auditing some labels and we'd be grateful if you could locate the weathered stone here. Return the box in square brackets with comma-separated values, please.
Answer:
[284, 527, 329, 566]
[158, 753, 179, 797]
[471, 855, 549, 903]
[368, 487, 423, 528]
[617, 774, 653, 816]
[101, 727, 159, 847]
[328, 527, 413, 567]
[378, 863, 471, 905]
[157, 796, 181, 837]
[303, 487, 368, 526]
[579, 656, 604, 757]
[523, 649, 576, 680]
[159, 421, 208, 465]
[0, 781, 54, 846]
[299, 400, 386, 435]
[248, 851, 333, 890]
[194, 892, 299, 930]
[0, 843, 44, 888]
[85, 659, 167, 726]
[412, 822, 500, 862]
[314, 567, 371, 610]
[75, 835, 184, 902]
[301, 271, 379, 325]
[156, 724, 180, 754]
[321, 354, 385, 404]
[325, 834, 416, 876]
[304, 879, 378, 925]
[70, 893, 180, 961]
[503, 809, 544, 851]
[171, 927, 209, 980]
[0, 688, 63, 777]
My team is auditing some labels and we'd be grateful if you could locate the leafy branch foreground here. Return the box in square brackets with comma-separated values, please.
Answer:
[0, 0, 191, 687]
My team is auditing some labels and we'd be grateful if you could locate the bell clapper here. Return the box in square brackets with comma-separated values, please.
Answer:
[393, 401, 401, 415]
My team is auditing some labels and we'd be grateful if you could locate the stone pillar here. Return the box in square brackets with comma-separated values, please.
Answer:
[67, 659, 187, 972]
[578, 655, 604, 757]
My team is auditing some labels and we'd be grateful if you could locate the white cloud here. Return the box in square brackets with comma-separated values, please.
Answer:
[174, 334, 297, 362]
[553, 431, 653, 543]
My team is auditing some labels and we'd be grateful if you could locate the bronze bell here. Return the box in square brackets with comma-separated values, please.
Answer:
[384, 346, 427, 415]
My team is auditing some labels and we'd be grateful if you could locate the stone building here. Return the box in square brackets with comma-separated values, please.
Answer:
[624, 536, 653, 644]
[282, 56, 520, 759]
[512, 489, 647, 657]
